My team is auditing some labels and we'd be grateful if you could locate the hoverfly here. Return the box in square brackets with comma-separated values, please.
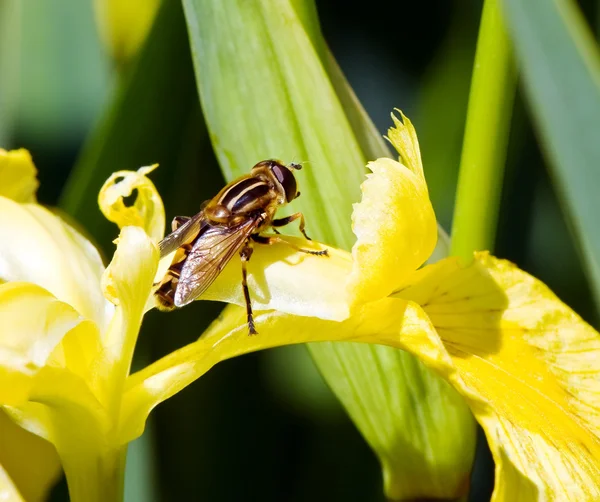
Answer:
[154, 159, 328, 334]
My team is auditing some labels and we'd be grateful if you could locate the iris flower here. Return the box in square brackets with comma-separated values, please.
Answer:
[1, 113, 599, 502]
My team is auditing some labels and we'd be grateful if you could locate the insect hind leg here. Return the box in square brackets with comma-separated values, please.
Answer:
[240, 242, 258, 335]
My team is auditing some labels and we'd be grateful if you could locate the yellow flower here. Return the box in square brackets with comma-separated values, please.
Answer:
[123, 114, 600, 500]
[0, 150, 160, 501]
[1, 111, 600, 502]
[0, 150, 64, 502]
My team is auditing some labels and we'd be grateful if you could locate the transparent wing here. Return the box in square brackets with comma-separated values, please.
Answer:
[174, 217, 260, 306]
[158, 212, 206, 257]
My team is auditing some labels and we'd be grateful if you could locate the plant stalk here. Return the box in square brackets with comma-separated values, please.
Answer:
[450, 0, 517, 259]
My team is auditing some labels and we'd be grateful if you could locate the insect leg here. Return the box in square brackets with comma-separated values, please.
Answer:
[240, 242, 258, 335]
[271, 212, 311, 240]
[251, 234, 328, 256]
[171, 216, 191, 231]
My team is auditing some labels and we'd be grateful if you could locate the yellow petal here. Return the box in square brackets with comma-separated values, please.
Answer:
[132, 251, 600, 498]
[3, 353, 111, 458]
[0, 410, 61, 502]
[386, 110, 425, 180]
[45, 318, 105, 399]
[0, 149, 38, 203]
[396, 253, 600, 500]
[204, 238, 350, 320]
[120, 297, 434, 444]
[102, 226, 159, 375]
[0, 198, 111, 329]
[0, 466, 24, 502]
[98, 165, 165, 244]
[347, 156, 437, 306]
[151, 236, 351, 321]
[0, 282, 84, 405]
[94, 0, 160, 63]
[5, 367, 122, 502]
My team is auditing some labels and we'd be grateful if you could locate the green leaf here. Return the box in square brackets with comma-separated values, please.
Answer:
[501, 0, 600, 309]
[415, 3, 479, 229]
[183, 0, 475, 498]
[124, 425, 158, 502]
[0, 0, 20, 145]
[451, 0, 517, 260]
[310, 343, 476, 499]
[184, 0, 366, 250]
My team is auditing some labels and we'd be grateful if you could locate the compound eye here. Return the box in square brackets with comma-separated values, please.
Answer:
[271, 163, 298, 203]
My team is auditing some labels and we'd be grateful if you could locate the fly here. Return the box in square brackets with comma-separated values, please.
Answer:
[154, 159, 328, 334]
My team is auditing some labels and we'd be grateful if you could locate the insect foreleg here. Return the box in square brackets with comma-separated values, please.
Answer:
[271, 212, 311, 240]
[251, 234, 328, 256]
[240, 242, 258, 335]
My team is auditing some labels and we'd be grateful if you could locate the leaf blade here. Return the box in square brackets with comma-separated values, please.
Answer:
[183, 1, 476, 498]
[501, 0, 600, 308]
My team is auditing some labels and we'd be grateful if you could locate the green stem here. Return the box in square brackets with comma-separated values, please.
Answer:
[450, 0, 517, 260]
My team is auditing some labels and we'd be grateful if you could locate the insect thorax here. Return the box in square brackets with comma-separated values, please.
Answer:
[205, 174, 280, 223]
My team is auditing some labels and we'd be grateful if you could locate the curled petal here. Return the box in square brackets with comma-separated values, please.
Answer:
[0, 149, 38, 203]
[0, 283, 84, 406]
[396, 253, 600, 500]
[347, 157, 437, 307]
[0, 199, 110, 329]
[102, 226, 159, 373]
[98, 165, 165, 243]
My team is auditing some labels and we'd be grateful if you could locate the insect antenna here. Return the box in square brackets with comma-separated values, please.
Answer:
[288, 158, 309, 170]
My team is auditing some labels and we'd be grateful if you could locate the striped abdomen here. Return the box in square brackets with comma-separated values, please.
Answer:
[154, 242, 194, 311]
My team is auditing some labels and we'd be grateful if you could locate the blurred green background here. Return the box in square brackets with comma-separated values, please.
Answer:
[1, 0, 599, 500]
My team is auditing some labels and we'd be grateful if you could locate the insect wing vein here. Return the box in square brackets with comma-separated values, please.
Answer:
[158, 212, 206, 257]
[174, 217, 260, 306]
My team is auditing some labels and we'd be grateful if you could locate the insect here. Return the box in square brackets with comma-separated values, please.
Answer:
[154, 159, 328, 335]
